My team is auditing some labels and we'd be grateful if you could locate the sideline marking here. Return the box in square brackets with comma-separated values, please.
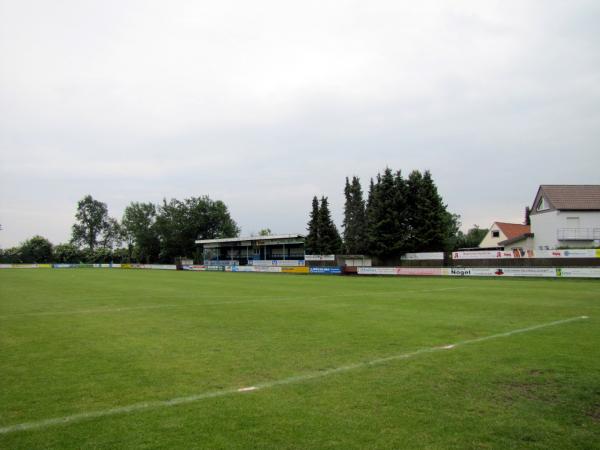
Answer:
[237, 386, 258, 392]
[0, 315, 588, 435]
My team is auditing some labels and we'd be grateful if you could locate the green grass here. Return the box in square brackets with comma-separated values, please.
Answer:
[0, 269, 599, 449]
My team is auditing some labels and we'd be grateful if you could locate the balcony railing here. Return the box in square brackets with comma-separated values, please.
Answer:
[557, 228, 600, 241]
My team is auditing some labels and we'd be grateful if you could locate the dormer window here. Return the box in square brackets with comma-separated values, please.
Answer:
[537, 197, 548, 211]
[492, 231, 500, 238]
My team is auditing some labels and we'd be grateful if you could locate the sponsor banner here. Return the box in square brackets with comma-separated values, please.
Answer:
[357, 267, 397, 275]
[358, 267, 444, 276]
[121, 263, 177, 270]
[281, 266, 310, 274]
[7, 263, 53, 268]
[557, 267, 600, 278]
[305, 255, 336, 261]
[205, 265, 225, 272]
[144, 264, 176, 270]
[344, 258, 372, 267]
[253, 266, 282, 273]
[448, 267, 556, 277]
[310, 267, 342, 274]
[52, 264, 94, 269]
[453, 250, 515, 260]
[206, 260, 237, 267]
[448, 268, 495, 277]
[401, 252, 444, 261]
[182, 265, 207, 271]
[250, 259, 305, 267]
[231, 266, 255, 272]
[396, 267, 443, 276]
[454, 248, 599, 259]
[535, 249, 598, 258]
[495, 268, 556, 277]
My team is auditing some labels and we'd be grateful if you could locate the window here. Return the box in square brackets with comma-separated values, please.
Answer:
[537, 197, 548, 211]
[492, 230, 500, 238]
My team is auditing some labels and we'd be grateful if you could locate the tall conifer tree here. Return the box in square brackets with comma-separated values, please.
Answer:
[418, 170, 450, 251]
[305, 196, 320, 254]
[366, 168, 402, 257]
[343, 176, 367, 254]
[318, 197, 342, 254]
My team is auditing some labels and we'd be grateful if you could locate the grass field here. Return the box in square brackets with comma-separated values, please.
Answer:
[0, 269, 599, 449]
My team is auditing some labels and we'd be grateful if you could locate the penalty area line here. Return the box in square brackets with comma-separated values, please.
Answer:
[0, 315, 588, 435]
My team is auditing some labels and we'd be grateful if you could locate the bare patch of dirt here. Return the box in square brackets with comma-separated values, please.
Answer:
[586, 404, 600, 422]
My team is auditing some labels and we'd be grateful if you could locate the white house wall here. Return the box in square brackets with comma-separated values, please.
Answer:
[530, 210, 600, 249]
[478, 223, 506, 248]
[504, 237, 535, 252]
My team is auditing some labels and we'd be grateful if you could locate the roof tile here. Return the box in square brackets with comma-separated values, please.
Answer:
[495, 222, 530, 240]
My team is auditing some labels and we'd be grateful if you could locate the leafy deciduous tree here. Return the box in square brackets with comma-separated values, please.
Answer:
[71, 195, 115, 251]
[19, 235, 54, 263]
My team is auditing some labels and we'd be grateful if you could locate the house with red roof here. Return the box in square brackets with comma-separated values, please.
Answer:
[479, 222, 531, 249]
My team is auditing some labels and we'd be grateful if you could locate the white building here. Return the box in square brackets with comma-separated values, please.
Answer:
[478, 222, 531, 249]
[500, 185, 600, 251]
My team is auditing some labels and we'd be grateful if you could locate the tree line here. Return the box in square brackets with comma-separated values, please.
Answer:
[306, 168, 484, 259]
[1, 172, 492, 264]
[0, 195, 238, 264]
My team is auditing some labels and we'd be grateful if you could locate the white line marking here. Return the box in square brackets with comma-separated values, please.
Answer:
[237, 386, 258, 392]
[0, 305, 174, 320]
[0, 315, 587, 435]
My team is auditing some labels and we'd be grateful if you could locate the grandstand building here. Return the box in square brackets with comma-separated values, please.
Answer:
[195, 234, 305, 265]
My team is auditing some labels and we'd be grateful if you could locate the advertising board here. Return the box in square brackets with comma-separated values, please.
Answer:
[557, 267, 600, 278]
[7, 264, 53, 269]
[281, 266, 310, 274]
[182, 265, 206, 271]
[252, 266, 282, 273]
[448, 267, 556, 277]
[452, 251, 514, 260]
[305, 255, 336, 261]
[358, 267, 443, 276]
[231, 266, 255, 272]
[534, 249, 599, 258]
[454, 248, 599, 259]
[250, 260, 305, 267]
[357, 267, 397, 275]
[396, 267, 443, 276]
[401, 252, 444, 261]
[309, 267, 342, 274]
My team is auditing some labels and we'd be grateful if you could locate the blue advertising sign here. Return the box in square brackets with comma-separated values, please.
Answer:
[309, 267, 342, 275]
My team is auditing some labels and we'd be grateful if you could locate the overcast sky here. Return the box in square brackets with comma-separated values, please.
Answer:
[1, 0, 599, 247]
